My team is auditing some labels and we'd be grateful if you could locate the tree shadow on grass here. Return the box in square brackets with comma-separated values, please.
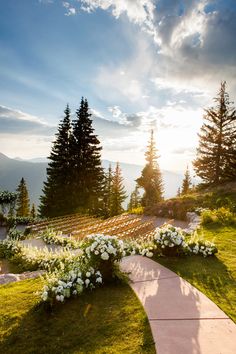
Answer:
[157, 254, 236, 321]
[1, 283, 155, 354]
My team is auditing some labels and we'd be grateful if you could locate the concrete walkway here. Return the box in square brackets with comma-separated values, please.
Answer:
[120, 255, 236, 354]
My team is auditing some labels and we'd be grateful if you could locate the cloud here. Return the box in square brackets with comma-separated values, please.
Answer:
[63, 2, 77, 16]
[78, 0, 236, 96]
[0, 105, 56, 135]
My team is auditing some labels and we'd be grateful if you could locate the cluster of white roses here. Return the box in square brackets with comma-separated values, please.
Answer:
[40, 228, 79, 249]
[124, 239, 154, 258]
[187, 240, 217, 257]
[154, 225, 186, 249]
[40, 265, 103, 303]
[83, 234, 126, 262]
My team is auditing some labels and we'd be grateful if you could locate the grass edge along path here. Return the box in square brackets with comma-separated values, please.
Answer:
[154, 225, 236, 322]
[0, 278, 156, 354]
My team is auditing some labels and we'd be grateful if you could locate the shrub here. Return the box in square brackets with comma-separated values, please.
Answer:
[127, 207, 144, 215]
[7, 227, 26, 241]
[201, 207, 235, 226]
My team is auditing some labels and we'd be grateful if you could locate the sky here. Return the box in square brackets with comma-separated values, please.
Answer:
[0, 0, 236, 173]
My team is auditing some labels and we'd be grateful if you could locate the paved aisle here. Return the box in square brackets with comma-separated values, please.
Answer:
[120, 255, 236, 354]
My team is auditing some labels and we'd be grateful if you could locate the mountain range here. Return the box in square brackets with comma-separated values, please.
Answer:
[0, 152, 184, 207]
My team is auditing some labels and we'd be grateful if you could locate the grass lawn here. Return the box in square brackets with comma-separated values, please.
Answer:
[155, 224, 236, 322]
[0, 279, 155, 354]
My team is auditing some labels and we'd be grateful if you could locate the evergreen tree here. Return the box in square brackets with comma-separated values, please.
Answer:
[71, 97, 104, 213]
[128, 186, 141, 210]
[102, 164, 113, 217]
[176, 187, 181, 197]
[16, 178, 30, 217]
[30, 203, 37, 219]
[193, 82, 236, 185]
[39, 104, 73, 217]
[181, 166, 191, 195]
[111, 162, 127, 216]
[136, 130, 163, 209]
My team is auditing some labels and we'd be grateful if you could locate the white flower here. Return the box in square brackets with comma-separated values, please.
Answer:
[85, 279, 90, 286]
[146, 252, 153, 258]
[96, 277, 102, 283]
[86, 272, 91, 277]
[101, 252, 109, 260]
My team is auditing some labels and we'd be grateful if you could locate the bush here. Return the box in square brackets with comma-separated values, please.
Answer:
[127, 207, 144, 215]
[201, 207, 235, 226]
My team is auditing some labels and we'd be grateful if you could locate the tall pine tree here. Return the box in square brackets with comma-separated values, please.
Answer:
[110, 162, 127, 216]
[71, 98, 104, 213]
[181, 166, 191, 195]
[136, 130, 163, 209]
[193, 82, 236, 185]
[128, 186, 141, 210]
[16, 178, 30, 217]
[102, 164, 113, 217]
[39, 104, 73, 217]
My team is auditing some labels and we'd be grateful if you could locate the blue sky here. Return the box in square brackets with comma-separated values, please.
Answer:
[0, 0, 236, 172]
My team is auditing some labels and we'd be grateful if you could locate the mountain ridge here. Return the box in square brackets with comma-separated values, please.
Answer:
[0, 153, 184, 207]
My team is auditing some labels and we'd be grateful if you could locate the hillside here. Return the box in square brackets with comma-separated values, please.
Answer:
[0, 153, 184, 206]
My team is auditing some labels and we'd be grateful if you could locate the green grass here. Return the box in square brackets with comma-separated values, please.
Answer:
[0, 278, 155, 354]
[155, 225, 236, 322]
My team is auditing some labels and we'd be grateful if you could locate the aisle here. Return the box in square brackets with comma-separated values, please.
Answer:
[121, 255, 236, 354]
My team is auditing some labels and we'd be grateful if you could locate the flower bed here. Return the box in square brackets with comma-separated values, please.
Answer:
[39, 265, 102, 306]
[40, 228, 80, 249]
[187, 240, 218, 257]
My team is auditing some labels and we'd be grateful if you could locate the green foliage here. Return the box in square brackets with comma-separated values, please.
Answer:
[181, 166, 191, 195]
[71, 98, 104, 214]
[16, 178, 30, 217]
[101, 164, 113, 217]
[151, 183, 236, 220]
[128, 206, 144, 215]
[137, 130, 163, 210]
[7, 227, 26, 241]
[110, 163, 127, 216]
[193, 81, 236, 185]
[39, 104, 73, 217]
[201, 207, 235, 226]
[128, 186, 141, 211]
[0, 190, 17, 216]
[30, 203, 37, 218]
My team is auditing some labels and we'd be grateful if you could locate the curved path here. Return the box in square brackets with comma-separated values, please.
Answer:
[120, 255, 236, 354]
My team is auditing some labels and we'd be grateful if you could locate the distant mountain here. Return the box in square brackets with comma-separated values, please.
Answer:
[0, 153, 47, 206]
[0, 153, 184, 207]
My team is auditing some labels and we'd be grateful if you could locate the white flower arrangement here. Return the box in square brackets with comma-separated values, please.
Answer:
[187, 240, 218, 257]
[82, 234, 126, 263]
[39, 265, 103, 304]
[124, 239, 155, 258]
[154, 224, 186, 249]
[40, 228, 79, 249]
[0, 238, 82, 272]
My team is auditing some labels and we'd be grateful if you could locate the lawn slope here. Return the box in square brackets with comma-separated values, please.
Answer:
[0, 279, 155, 354]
